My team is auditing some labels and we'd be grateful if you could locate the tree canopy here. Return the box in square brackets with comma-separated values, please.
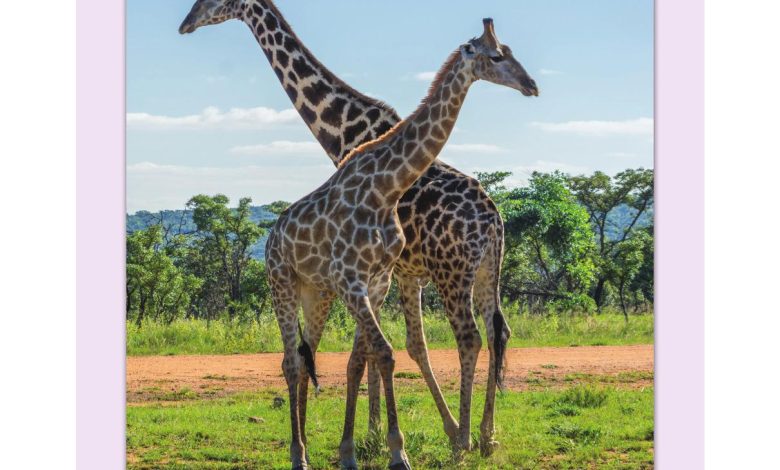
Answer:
[125, 169, 654, 326]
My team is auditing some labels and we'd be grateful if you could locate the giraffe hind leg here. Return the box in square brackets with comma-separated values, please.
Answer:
[298, 285, 334, 454]
[396, 274, 459, 445]
[474, 259, 511, 456]
[435, 273, 480, 454]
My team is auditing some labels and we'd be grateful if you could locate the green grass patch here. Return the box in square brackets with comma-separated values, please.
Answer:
[127, 384, 653, 469]
[556, 386, 609, 409]
[394, 371, 423, 380]
[127, 311, 653, 356]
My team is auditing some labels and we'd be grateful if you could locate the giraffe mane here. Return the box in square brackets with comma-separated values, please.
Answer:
[337, 49, 462, 169]
[262, 0, 400, 121]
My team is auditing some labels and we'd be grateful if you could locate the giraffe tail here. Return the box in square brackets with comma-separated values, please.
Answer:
[493, 311, 508, 391]
[487, 222, 510, 392]
[297, 320, 319, 395]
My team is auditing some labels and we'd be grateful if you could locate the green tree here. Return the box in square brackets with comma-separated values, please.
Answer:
[126, 225, 200, 325]
[186, 195, 265, 319]
[479, 171, 596, 311]
[629, 224, 654, 308]
[474, 171, 512, 203]
[610, 230, 651, 319]
[567, 169, 654, 312]
[241, 258, 272, 322]
[259, 200, 291, 229]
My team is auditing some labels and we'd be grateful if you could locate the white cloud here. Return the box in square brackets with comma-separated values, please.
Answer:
[414, 71, 437, 82]
[445, 143, 507, 154]
[512, 160, 590, 176]
[230, 140, 322, 157]
[503, 161, 591, 188]
[530, 118, 654, 137]
[126, 161, 335, 213]
[126, 106, 300, 131]
[539, 68, 563, 75]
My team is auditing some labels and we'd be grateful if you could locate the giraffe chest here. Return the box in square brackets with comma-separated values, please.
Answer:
[331, 215, 404, 273]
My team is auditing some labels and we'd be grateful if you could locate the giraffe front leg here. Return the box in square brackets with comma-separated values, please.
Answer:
[339, 328, 368, 470]
[367, 268, 394, 435]
[367, 328, 382, 434]
[272, 295, 308, 470]
[397, 275, 459, 445]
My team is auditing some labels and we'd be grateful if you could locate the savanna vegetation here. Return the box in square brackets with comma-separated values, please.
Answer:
[126, 169, 654, 356]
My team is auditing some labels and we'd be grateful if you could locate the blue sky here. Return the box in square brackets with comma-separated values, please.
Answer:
[127, 0, 654, 213]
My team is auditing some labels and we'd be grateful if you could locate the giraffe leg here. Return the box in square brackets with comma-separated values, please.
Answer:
[339, 282, 410, 470]
[367, 270, 412, 470]
[437, 276, 480, 454]
[367, 318, 382, 434]
[339, 326, 369, 470]
[474, 247, 511, 456]
[269, 277, 308, 470]
[298, 286, 334, 457]
[396, 274, 459, 445]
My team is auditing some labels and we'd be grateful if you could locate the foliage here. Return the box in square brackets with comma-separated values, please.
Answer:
[126, 225, 201, 325]
[125, 169, 654, 329]
[479, 171, 596, 312]
[567, 169, 654, 313]
[127, 204, 278, 258]
[186, 195, 266, 319]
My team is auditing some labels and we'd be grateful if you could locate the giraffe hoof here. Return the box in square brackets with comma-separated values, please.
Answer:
[292, 466, 308, 470]
[388, 461, 412, 470]
[452, 438, 473, 454]
[480, 439, 500, 457]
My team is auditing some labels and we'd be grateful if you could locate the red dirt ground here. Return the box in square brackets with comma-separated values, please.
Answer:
[127, 345, 653, 403]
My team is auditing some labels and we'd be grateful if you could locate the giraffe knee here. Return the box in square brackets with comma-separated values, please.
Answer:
[405, 336, 425, 361]
[282, 353, 303, 385]
[458, 327, 482, 355]
[374, 343, 396, 371]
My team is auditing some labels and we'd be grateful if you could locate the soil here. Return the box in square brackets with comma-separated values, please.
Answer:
[127, 345, 653, 404]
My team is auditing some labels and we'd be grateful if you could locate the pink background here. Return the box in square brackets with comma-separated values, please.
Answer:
[76, 0, 703, 468]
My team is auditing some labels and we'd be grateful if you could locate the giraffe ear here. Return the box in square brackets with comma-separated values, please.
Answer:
[460, 43, 476, 58]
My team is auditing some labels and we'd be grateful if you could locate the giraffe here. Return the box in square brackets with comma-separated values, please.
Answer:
[259, 18, 537, 469]
[179, 0, 537, 456]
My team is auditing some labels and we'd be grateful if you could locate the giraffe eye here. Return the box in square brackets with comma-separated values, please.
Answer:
[490, 55, 505, 63]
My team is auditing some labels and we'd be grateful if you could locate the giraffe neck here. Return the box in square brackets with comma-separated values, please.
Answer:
[352, 51, 474, 202]
[239, 0, 400, 166]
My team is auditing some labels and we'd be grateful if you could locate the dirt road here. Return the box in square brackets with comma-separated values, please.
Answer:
[127, 345, 653, 403]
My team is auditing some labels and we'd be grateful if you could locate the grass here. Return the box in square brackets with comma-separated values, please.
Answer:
[127, 311, 653, 356]
[127, 383, 654, 469]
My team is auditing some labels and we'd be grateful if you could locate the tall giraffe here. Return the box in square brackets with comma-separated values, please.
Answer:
[261, 18, 536, 469]
[180, 0, 538, 456]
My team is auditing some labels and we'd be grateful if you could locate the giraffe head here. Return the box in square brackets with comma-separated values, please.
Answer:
[460, 19, 539, 97]
[179, 0, 245, 34]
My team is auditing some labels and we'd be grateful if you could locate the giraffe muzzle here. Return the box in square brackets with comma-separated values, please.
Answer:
[179, 14, 198, 34]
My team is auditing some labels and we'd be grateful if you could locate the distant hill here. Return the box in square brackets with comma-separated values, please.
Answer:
[605, 203, 654, 240]
[126, 205, 278, 259]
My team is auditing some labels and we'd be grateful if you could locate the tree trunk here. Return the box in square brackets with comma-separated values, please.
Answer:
[619, 281, 628, 321]
[593, 277, 607, 313]
[136, 293, 147, 327]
